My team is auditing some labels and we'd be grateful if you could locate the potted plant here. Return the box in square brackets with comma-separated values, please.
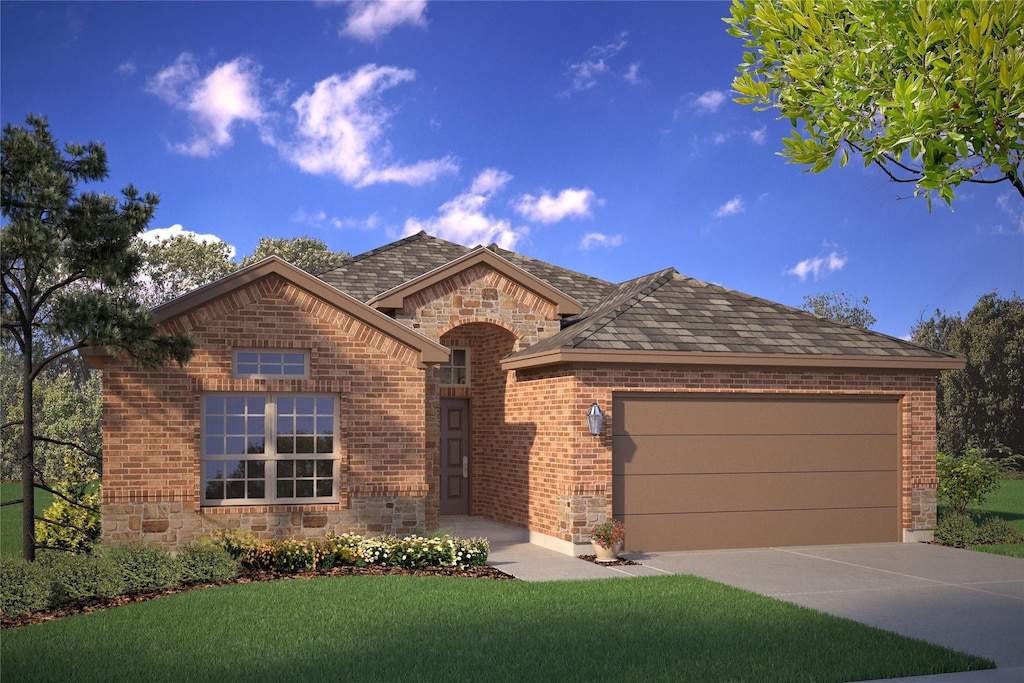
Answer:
[590, 519, 625, 562]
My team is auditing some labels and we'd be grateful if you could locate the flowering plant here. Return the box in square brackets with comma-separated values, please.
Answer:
[590, 519, 625, 548]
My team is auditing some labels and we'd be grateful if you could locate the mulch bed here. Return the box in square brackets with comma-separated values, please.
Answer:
[578, 555, 642, 566]
[0, 564, 515, 630]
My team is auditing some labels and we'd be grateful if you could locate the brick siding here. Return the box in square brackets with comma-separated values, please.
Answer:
[101, 275, 433, 549]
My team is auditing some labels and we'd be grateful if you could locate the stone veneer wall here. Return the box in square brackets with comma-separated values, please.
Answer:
[505, 365, 941, 548]
[101, 274, 434, 550]
[395, 264, 561, 349]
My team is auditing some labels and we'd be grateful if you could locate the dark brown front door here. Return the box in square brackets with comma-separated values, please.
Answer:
[440, 398, 470, 515]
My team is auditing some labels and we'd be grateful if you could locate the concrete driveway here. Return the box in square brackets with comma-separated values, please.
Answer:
[623, 543, 1024, 669]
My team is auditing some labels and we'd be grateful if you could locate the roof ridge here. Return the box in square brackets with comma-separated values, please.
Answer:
[324, 231, 469, 273]
[566, 267, 677, 347]
[488, 243, 616, 287]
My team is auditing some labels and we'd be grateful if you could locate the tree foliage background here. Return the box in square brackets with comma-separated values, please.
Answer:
[912, 292, 1024, 458]
[800, 291, 877, 329]
[726, 0, 1024, 207]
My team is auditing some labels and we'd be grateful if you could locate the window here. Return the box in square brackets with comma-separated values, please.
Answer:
[202, 394, 336, 505]
[440, 348, 470, 386]
[233, 350, 308, 379]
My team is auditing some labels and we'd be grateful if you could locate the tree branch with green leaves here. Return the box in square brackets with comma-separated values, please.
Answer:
[726, 0, 1024, 208]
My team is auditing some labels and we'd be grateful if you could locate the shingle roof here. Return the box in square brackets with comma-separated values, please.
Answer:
[319, 232, 959, 368]
[510, 269, 958, 361]
[319, 232, 471, 303]
[320, 231, 616, 308]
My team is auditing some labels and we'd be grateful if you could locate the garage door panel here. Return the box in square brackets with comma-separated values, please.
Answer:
[613, 396, 897, 436]
[611, 393, 900, 551]
[620, 508, 898, 553]
[613, 471, 896, 515]
[613, 434, 899, 475]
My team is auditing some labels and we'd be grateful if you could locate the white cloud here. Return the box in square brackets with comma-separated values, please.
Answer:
[147, 54, 265, 157]
[340, 0, 427, 41]
[141, 224, 237, 259]
[147, 53, 199, 106]
[116, 61, 136, 76]
[623, 63, 644, 85]
[403, 168, 526, 249]
[282, 64, 458, 187]
[786, 250, 848, 281]
[514, 188, 598, 224]
[563, 32, 634, 95]
[292, 208, 380, 231]
[712, 196, 744, 218]
[579, 232, 623, 250]
[694, 89, 727, 114]
[994, 192, 1024, 236]
[749, 126, 767, 144]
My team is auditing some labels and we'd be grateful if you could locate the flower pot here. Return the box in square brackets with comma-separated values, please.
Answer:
[591, 540, 622, 562]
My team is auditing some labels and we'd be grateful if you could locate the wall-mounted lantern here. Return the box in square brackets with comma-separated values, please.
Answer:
[586, 402, 604, 437]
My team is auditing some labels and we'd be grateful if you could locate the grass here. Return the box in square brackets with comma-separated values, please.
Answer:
[1, 574, 992, 682]
[939, 478, 1024, 558]
[0, 482, 53, 558]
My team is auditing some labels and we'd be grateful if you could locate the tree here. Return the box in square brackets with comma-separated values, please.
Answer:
[911, 292, 1024, 457]
[136, 233, 235, 307]
[1, 115, 193, 560]
[726, 0, 1024, 207]
[800, 291, 876, 329]
[240, 236, 348, 274]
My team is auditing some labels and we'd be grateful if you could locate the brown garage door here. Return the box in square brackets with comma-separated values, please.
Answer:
[612, 394, 900, 552]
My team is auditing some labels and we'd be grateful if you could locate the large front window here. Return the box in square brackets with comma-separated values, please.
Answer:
[202, 394, 337, 505]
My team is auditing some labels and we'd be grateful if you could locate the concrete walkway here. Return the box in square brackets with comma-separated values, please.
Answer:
[441, 516, 1024, 681]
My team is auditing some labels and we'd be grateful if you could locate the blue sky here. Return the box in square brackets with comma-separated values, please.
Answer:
[2, 1, 1021, 339]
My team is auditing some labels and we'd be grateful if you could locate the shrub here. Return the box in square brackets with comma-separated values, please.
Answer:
[36, 550, 126, 601]
[35, 465, 102, 554]
[0, 556, 57, 617]
[976, 517, 1024, 545]
[177, 538, 241, 584]
[104, 542, 182, 593]
[936, 448, 1002, 515]
[933, 513, 978, 548]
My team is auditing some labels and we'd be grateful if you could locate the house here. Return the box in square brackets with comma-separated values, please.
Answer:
[88, 231, 963, 555]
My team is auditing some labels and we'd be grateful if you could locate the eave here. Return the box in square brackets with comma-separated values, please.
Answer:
[500, 347, 966, 372]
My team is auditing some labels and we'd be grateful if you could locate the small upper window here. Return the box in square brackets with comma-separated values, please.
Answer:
[440, 348, 470, 386]
[234, 350, 309, 379]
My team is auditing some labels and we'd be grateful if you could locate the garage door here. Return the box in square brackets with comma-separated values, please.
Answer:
[612, 394, 900, 552]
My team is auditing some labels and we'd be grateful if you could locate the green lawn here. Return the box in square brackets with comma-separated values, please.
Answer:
[0, 482, 53, 558]
[1, 574, 991, 682]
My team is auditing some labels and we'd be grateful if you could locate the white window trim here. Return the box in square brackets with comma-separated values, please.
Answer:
[200, 393, 339, 507]
[232, 349, 310, 380]
[441, 347, 470, 386]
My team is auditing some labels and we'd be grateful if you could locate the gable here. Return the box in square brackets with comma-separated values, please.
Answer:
[86, 256, 449, 368]
[368, 246, 582, 318]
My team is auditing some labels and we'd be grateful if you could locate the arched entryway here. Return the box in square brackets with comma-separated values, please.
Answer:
[438, 322, 521, 520]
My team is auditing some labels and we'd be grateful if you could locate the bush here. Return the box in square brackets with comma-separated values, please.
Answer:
[177, 539, 241, 584]
[933, 512, 1024, 548]
[976, 517, 1024, 545]
[936, 448, 1002, 515]
[934, 513, 978, 548]
[35, 467, 102, 554]
[36, 550, 126, 601]
[0, 556, 57, 617]
[104, 542, 182, 593]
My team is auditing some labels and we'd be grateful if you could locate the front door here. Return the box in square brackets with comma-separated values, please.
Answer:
[440, 398, 470, 515]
